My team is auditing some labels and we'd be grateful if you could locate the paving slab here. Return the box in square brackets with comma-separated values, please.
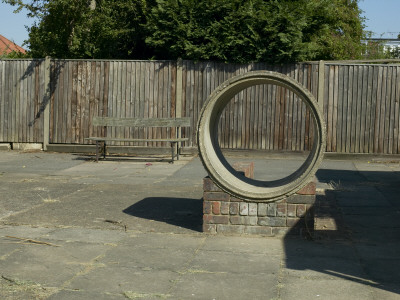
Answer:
[47, 290, 126, 300]
[280, 278, 374, 300]
[172, 273, 278, 300]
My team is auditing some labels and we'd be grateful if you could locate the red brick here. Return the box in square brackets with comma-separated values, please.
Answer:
[221, 202, 230, 215]
[258, 203, 268, 216]
[203, 191, 230, 201]
[203, 214, 213, 224]
[203, 201, 212, 214]
[203, 214, 229, 224]
[287, 217, 301, 227]
[203, 177, 222, 192]
[277, 203, 287, 217]
[296, 204, 306, 217]
[230, 196, 242, 202]
[258, 217, 286, 227]
[239, 203, 249, 215]
[230, 216, 244, 225]
[248, 203, 257, 216]
[229, 202, 239, 215]
[212, 201, 221, 215]
[287, 204, 296, 217]
[230, 216, 257, 226]
[297, 181, 316, 195]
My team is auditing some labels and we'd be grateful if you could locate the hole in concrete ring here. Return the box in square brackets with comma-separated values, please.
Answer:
[197, 71, 326, 202]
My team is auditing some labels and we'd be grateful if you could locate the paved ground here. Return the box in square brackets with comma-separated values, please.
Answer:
[0, 150, 399, 299]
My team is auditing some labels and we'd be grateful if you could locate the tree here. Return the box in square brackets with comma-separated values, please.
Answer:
[3, 0, 366, 62]
[3, 0, 150, 59]
[388, 47, 400, 59]
[145, 0, 366, 63]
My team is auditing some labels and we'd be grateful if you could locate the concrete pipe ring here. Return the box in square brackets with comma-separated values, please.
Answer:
[197, 71, 326, 202]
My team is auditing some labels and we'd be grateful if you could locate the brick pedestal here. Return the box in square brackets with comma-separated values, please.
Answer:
[203, 162, 316, 236]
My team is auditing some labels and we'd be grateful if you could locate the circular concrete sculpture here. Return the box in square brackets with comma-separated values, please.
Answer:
[197, 71, 326, 202]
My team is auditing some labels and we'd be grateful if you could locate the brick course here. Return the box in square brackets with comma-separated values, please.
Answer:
[202, 163, 316, 236]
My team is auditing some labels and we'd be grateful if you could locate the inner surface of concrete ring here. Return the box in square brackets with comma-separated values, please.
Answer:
[197, 71, 326, 202]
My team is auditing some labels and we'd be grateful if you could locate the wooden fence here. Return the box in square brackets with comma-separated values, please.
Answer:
[181, 61, 319, 151]
[0, 58, 399, 154]
[0, 59, 46, 143]
[323, 63, 400, 154]
[49, 60, 177, 148]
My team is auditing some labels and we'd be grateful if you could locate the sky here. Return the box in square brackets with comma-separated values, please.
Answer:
[358, 0, 400, 38]
[0, 0, 399, 50]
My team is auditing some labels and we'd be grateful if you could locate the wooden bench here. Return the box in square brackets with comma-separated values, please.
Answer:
[85, 117, 190, 163]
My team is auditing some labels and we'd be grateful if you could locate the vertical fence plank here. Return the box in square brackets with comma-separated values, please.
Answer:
[369, 66, 378, 153]
[395, 67, 400, 154]
[364, 65, 373, 153]
[387, 67, 395, 154]
[341, 66, 349, 153]
[360, 65, 368, 153]
[379, 67, 387, 153]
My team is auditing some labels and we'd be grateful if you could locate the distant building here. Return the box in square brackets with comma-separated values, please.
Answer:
[363, 38, 400, 52]
[0, 34, 27, 55]
[361, 38, 400, 58]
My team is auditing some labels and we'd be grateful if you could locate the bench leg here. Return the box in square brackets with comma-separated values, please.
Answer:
[171, 142, 175, 163]
[95, 141, 106, 162]
[95, 141, 100, 162]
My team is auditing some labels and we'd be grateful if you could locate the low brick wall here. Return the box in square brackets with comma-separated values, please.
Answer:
[203, 162, 316, 236]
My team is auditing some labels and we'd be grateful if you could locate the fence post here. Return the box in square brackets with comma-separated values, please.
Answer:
[317, 60, 325, 110]
[43, 56, 51, 151]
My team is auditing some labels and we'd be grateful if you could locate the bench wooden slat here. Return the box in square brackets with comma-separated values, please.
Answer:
[93, 117, 191, 127]
[85, 137, 189, 142]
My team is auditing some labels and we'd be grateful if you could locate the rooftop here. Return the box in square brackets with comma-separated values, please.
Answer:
[0, 34, 26, 55]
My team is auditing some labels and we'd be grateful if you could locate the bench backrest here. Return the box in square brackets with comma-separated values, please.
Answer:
[93, 117, 190, 128]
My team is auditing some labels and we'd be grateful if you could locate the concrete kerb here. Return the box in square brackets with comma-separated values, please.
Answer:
[0, 143, 11, 150]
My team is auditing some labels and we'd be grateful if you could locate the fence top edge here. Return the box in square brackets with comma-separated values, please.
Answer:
[2, 58, 400, 67]
[304, 59, 400, 65]
[324, 63, 400, 67]
[52, 58, 177, 63]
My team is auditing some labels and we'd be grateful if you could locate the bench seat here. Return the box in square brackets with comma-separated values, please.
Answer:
[86, 117, 190, 163]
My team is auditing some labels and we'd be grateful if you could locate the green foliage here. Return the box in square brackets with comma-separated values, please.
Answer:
[3, 0, 149, 59]
[145, 0, 366, 63]
[0, 50, 30, 59]
[3, 0, 366, 62]
[388, 47, 400, 59]
[362, 41, 390, 59]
